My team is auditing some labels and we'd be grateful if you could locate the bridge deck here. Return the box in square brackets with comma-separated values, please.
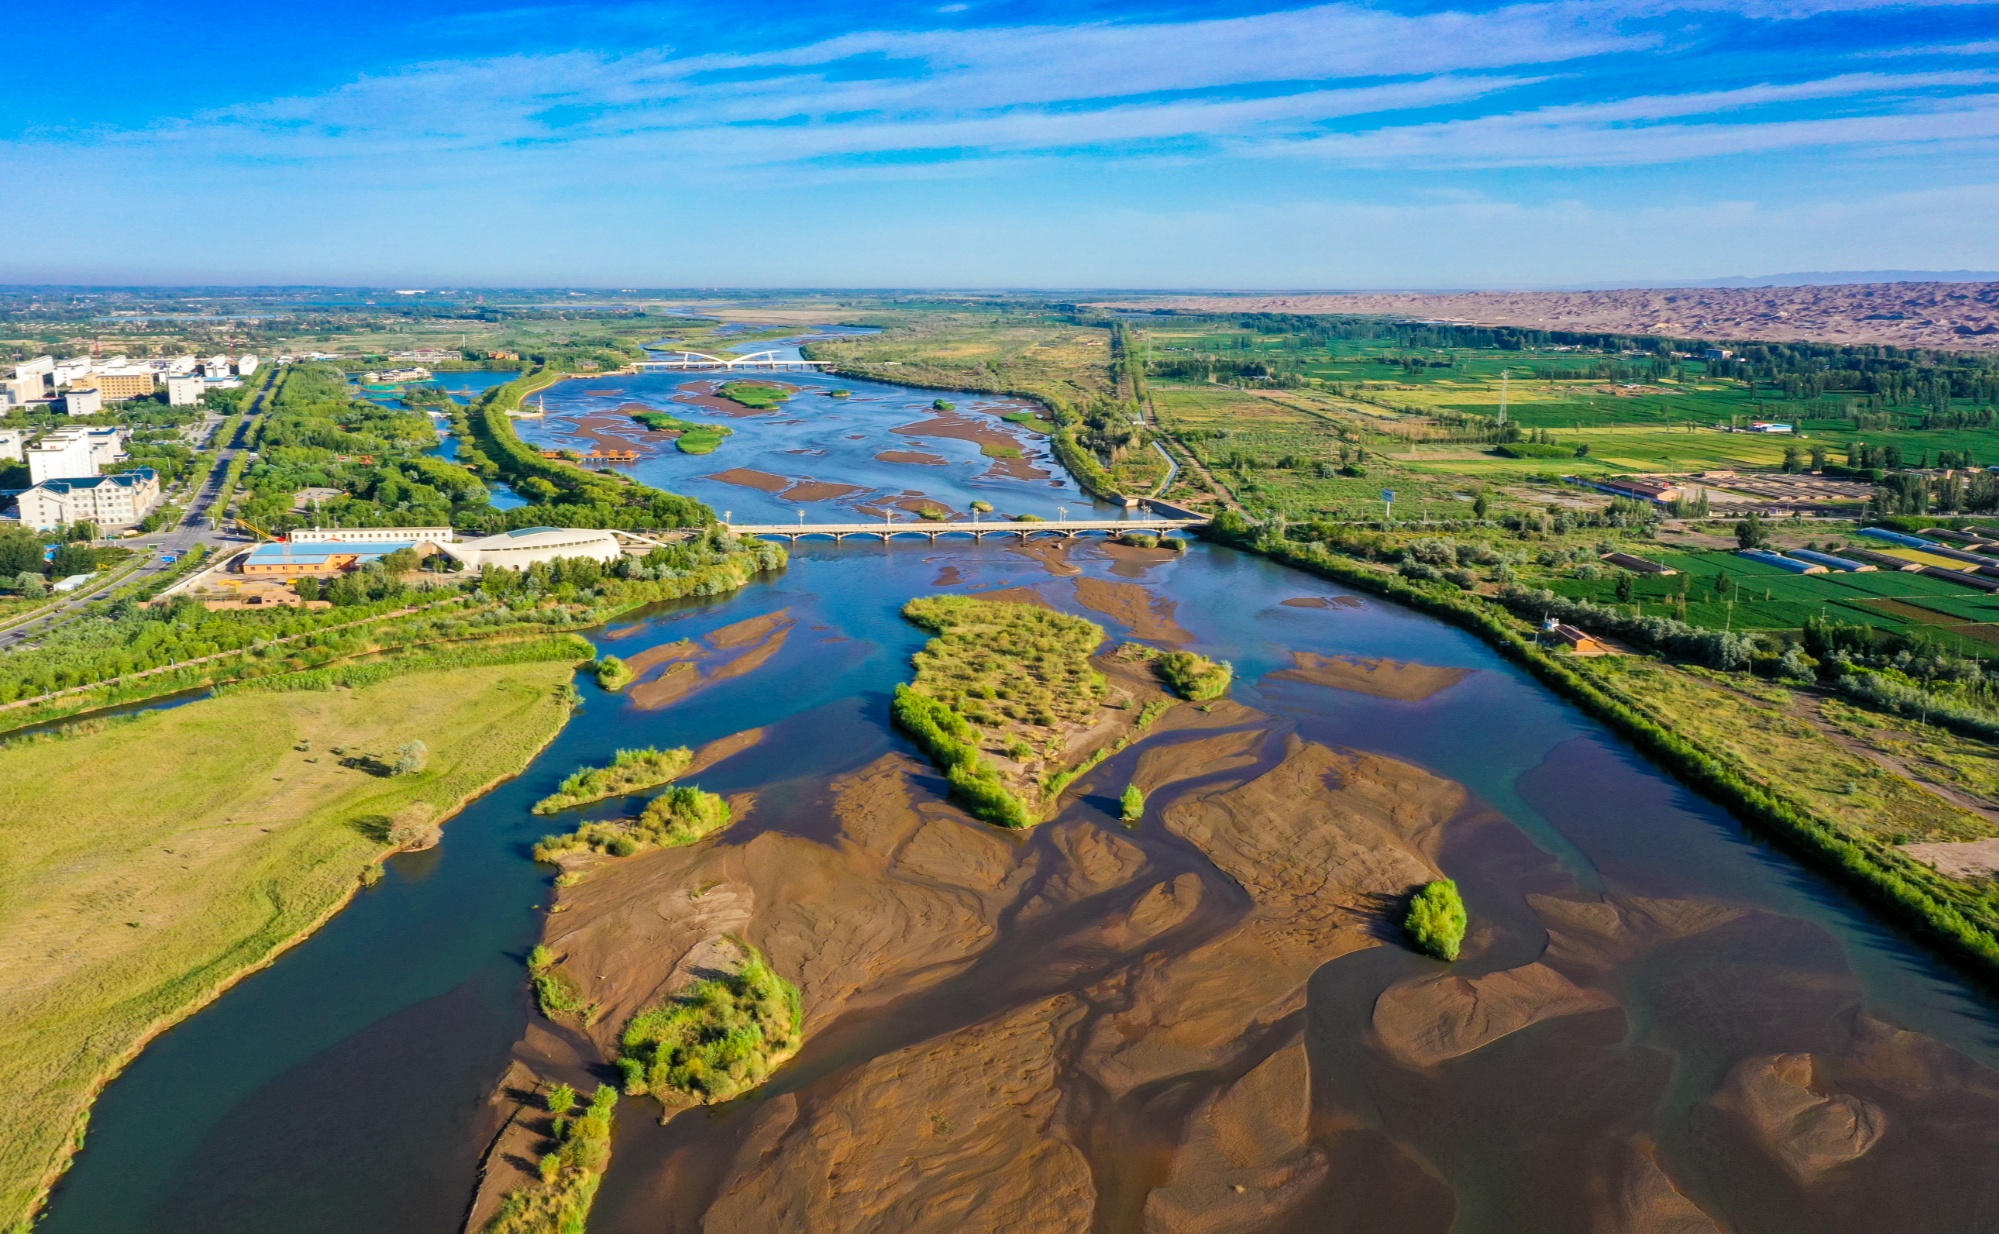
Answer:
[723, 517, 1206, 541]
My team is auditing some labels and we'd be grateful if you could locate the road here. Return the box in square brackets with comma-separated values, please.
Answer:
[0, 378, 270, 650]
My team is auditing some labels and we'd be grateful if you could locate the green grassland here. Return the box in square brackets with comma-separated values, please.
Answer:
[0, 661, 578, 1228]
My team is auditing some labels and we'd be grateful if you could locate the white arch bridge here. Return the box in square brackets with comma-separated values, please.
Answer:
[633, 350, 832, 372]
[721, 516, 1207, 543]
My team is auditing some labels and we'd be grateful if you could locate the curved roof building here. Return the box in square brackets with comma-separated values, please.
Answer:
[447, 526, 623, 570]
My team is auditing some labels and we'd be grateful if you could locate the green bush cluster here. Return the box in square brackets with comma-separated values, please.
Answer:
[532, 747, 693, 814]
[592, 655, 633, 691]
[617, 947, 801, 1106]
[482, 1084, 617, 1234]
[1157, 650, 1232, 701]
[1121, 783, 1146, 822]
[1404, 879, 1468, 960]
[526, 945, 593, 1022]
[533, 785, 731, 861]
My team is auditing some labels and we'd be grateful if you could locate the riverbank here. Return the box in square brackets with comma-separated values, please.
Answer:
[1200, 520, 1999, 983]
[1, 659, 580, 1229]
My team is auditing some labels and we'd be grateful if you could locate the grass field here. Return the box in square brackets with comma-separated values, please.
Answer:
[1579, 657, 1997, 845]
[0, 661, 577, 1227]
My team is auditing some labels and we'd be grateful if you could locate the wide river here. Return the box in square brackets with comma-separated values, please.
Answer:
[38, 349, 1999, 1233]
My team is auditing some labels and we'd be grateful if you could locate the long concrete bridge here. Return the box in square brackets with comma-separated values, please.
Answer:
[724, 515, 1207, 543]
[633, 350, 832, 372]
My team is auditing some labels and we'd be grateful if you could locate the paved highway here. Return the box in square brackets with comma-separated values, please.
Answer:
[0, 378, 269, 651]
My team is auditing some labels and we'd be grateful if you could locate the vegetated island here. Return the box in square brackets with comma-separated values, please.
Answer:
[531, 747, 693, 814]
[480, 1082, 618, 1234]
[891, 595, 1181, 827]
[628, 408, 735, 455]
[618, 941, 802, 1110]
[717, 381, 790, 411]
[533, 785, 732, 862]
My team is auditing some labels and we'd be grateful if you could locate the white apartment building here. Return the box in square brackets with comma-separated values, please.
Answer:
[164, 374, 207, 406]
[165, 356, 198, 376]
[200, 354, 231, 378]
[0, 429, 26, 464]
[52, 358, 92, 386]
[61, 387, 103, 416]
[235, 354, 260, 376]
[1, 375, 43, 408]
[13, 356, 54, 383]
[15, 468, 159, 530]
[26, 433, 97, 484]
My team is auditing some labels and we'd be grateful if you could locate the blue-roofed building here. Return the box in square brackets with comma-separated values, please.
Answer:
[240, 540, 419, 576]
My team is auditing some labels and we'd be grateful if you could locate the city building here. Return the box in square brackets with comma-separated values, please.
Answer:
[13, 356, 54, 385]
[0, 430, 26, 463]
[165, 356, 199, 376]
[14, 468, 159, 530]
[235, 354, 260, 376]
[291, 526, 453, 545]
[91, 366, 158, 401]
[1, 374, 47, 408]
[164, 374, 207, 406]
[443, 525, 622, 570]
[26, 434, 97, 484]
[200, 354, 231, 378]
[52, 359, 92, 386]
[60, 387, 102, 417]
[238, 538, 440, 577]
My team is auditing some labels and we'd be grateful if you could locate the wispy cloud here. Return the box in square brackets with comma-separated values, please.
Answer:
[7, 0, 1999, 178]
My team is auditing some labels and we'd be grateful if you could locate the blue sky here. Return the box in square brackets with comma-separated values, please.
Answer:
[4, 0, 1997, 288]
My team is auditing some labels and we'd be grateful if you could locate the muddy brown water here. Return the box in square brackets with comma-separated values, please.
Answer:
[38, 538, 1999, 1234]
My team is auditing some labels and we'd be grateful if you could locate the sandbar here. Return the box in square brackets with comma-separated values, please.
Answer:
[1267, 652, 1470, 701]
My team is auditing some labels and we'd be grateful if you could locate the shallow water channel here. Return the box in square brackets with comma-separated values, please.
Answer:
[38, 370, 1999, 1233]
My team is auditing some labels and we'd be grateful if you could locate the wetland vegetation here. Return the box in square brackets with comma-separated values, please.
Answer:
[481, 1084, 618, 1234]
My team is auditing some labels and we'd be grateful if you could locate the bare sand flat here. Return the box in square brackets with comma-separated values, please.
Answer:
[1268, 651, 1471, 700]
[1073, 577, 1193, 644]
[1900, 837, 1999, 879]
[876, 450, 949, 465]
[780, 479, 869, 503]
[1281, 595, 1363, 610]
[703, 468, 791, 493]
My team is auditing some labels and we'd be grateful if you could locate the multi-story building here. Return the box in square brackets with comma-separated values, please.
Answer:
[14, 468, 159, 530]
[165, 356, 198, 376]
[200, 354, 231, 378]
[164, 374, 207, 406]
[0, 375, 42, 408]
[26, 433, 97, 484]
[13, 356, 54, 386]
[91, 366, 158, 401]
[0, 429, 26, 464]
[235, 354, 260, 376]
[60, 387, 103, 417]
[52, 358, 92, 386]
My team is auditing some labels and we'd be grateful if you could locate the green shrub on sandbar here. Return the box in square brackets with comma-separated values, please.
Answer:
[533, 785, 731, 861]
[533, 747, 691, 815]
[1157, 650, 1232, 701]
[593, 655, 633, 691]
[617, 946, 802, 1106]
[1121, 783, 1146, 823]
[1404, 879, 1468, 961]
[482, 1084, 617, 1234]
[892, 685, 1032, 828]
[527, 945, 593, 1023]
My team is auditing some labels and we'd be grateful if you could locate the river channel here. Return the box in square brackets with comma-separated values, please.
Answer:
[38, 357, 1999, 1233]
